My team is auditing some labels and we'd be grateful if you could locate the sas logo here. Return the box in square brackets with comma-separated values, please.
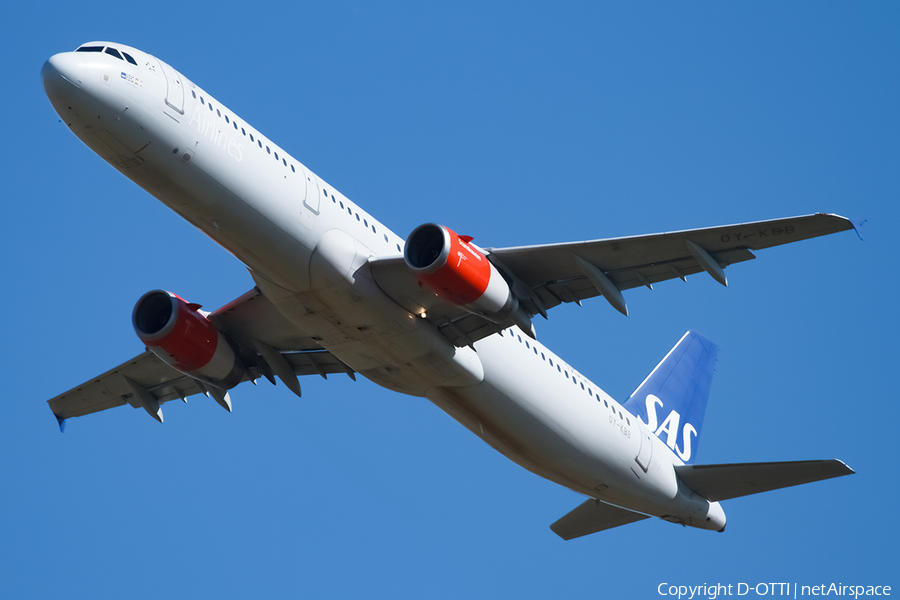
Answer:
[641, 394, 697, 462]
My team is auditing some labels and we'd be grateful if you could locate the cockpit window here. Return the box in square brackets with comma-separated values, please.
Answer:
[122, 52, 137, 66]
[75, 46, 104, 53]
[105, 47, 123, 60]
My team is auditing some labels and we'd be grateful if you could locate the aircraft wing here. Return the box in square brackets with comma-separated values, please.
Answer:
[48, 288, 354, 428]
[550, 497, 650, 540]
[370, 213, 854, 347]
[675, 459, 855, 502]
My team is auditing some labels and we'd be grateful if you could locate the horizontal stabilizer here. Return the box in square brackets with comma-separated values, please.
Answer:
[550, 498, 650, 540]
[676, 459, 854, 502]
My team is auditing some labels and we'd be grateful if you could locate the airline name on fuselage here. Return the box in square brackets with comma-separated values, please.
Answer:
[188, 107, 243, 162]
[641, 393, 697, 462]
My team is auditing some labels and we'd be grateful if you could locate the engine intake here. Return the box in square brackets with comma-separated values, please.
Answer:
[405, 224, 534, 336]
[133, 290, 245, 389]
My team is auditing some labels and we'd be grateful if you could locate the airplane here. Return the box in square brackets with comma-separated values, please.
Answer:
[41, 41, 856, 539]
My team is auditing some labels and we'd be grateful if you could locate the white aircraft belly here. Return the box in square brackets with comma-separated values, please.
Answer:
[424, 330, 713, 522]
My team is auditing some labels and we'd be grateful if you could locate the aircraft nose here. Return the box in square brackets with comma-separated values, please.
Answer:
[42, 52, 86, 100]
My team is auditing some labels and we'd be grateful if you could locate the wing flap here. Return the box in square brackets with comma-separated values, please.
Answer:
[283, 350, 355, 380]
[550, 498, 650, 540]
[675, 459, 855, 502]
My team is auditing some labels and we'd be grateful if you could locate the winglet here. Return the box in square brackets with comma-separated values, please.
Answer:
[849, 216, 867, 241]
[54, 413, 66, 433]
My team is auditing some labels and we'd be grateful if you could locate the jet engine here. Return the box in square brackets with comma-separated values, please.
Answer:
[404, 223, 534, 336]
[132, 290, 245, 389]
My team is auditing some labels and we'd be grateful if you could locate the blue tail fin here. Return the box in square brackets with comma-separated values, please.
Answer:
[622, 331, 718, 464]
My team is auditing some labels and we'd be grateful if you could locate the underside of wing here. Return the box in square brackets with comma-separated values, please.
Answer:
[488, 213, 853, 317]
[47, 288, 355, 428]
[369, 214, 854, 347]
[209, 287, 325, 352]
[550, 497, 650, 540]
[675, 459, 855, 502]
[48, 350, 203, 423]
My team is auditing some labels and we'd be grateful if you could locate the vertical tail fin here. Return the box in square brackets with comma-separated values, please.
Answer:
[622, 331, 718, 464]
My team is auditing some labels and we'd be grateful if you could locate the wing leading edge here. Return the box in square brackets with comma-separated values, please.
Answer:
[370, 213, 854, 347]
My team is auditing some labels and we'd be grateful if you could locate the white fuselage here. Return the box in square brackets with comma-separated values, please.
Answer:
[42, 43, 725, 531]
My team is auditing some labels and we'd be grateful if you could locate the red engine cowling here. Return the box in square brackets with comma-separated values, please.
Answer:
[132, 290, 245, 389]
[404, 224, 534, 335]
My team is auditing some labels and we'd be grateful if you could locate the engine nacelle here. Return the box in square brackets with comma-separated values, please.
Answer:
[404, 224, 534, 335]
[132, 290, 245, 389]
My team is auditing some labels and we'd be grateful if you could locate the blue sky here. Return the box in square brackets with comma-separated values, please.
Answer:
[2, 2, 897, 598]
